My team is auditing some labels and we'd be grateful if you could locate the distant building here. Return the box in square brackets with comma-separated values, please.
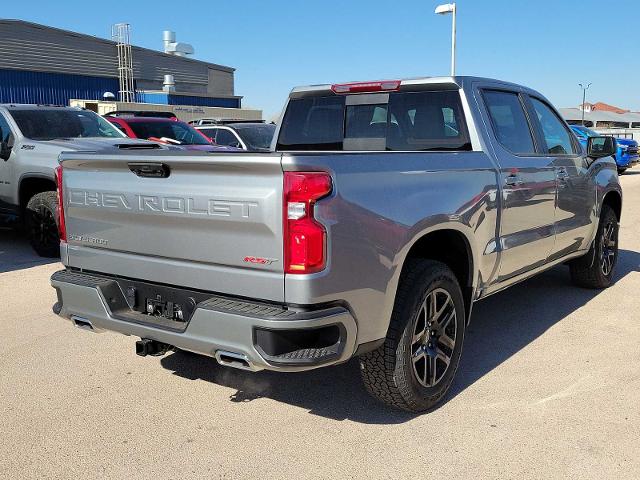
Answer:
[579, 102, 629, 114]
[0, 19, 261, 120]
[561, 105, 640, 129]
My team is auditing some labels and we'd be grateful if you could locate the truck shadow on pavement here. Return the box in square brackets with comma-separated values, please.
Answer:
[0, 229, 58, 273]
[162, 248, 639, 424]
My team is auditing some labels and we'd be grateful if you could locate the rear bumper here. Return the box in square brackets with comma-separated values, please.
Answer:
[51, 270, 358, 372]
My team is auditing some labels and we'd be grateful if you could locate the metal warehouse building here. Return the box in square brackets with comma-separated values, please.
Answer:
[0, 19, 253, 115]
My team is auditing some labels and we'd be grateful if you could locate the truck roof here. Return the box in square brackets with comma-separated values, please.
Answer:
[290, 75, 532, 96]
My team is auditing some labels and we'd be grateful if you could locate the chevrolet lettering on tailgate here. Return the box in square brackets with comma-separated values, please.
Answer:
[68, 190, 259, 218]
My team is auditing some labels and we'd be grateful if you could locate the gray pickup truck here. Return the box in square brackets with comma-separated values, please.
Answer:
[51, 76, 621, 412]
[0, 105, 158, 256]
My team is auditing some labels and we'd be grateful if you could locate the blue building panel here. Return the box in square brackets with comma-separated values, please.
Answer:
[136, 91, 241, 109]
[0, 68, 242, 109]
[135, 92, 169, 104]
[168, 94, 241, 109]
[0, 69, 119, 105]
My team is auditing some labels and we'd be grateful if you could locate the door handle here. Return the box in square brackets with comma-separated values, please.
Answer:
[557, 167, 569, 188]
[128, 162, 170, 178]
[504, 174, 523, 186]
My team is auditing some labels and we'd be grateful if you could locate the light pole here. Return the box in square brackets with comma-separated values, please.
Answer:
[435, 3, 457, 76]
[579, 82, 592, 126]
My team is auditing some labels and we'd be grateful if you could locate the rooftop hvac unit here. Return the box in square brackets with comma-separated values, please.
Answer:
[163, 75, 176, 92]
[163, 30, 195, 57]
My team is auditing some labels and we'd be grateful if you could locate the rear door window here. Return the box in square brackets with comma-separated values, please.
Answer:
[277, 90, 470, 151]
[483, 90, 536, 155]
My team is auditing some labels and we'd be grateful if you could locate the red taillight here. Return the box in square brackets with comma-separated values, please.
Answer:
[331, 80, 401, 94]
[55, 165, 66, 242]
[284, 172, 332, 274]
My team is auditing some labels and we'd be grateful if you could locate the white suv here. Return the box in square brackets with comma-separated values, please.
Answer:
[195, 123, 276, 152]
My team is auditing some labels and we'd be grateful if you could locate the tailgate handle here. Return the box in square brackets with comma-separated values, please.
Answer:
[128, 162, 170, 178]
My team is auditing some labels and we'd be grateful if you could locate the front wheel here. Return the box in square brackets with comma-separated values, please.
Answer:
[359, 260, 465, 412]
[569, 204, 618, 289]
[618, 168, 627, 175]
[25, 191, 60, 258]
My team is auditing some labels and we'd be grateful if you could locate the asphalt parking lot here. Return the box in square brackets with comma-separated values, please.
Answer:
[1, 175, 639, 480]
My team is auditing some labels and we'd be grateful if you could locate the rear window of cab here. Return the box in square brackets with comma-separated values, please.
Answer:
[277, 90, 471, 152]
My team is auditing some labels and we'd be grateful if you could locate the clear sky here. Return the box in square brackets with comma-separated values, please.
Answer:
[3, 0, 639, 119]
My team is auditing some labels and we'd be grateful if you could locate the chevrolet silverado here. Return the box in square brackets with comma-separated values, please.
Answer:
[50, 76, 621, 412]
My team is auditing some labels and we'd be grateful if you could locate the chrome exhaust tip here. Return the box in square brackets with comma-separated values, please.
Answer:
[71, 315, 102, 333]
[215, 350, 256, 371]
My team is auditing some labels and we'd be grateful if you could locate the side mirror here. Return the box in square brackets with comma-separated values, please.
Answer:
[587, 136, 616, 159]
[0, 133, 14, 161]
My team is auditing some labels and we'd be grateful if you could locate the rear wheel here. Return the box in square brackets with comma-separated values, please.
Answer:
[569, 204, 618, 289]
[25, 191, 60, 258]
[359, 260, 465, 412]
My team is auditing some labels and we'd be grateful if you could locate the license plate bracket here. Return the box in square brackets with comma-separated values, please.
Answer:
[145, 294, 185, 322]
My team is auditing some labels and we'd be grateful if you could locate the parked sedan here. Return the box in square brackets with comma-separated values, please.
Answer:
[195, 123, 276, 151]
[106, 116, 238, 152]
[571, 125, 638, 173]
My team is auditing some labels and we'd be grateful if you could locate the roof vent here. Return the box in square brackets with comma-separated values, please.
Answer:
[162, 30, 194, 57]
[163, 74, 176, 92]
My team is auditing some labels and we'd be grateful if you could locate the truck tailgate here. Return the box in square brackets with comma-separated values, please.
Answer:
[60, 151, 285, 302]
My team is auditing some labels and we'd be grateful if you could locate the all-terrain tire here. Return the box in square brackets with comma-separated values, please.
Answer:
[569, 204, 618, 289]
[25, 191, 60, 258]
[359, 259, 465, 412]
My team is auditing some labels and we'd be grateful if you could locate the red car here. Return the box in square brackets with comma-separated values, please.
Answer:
[106, 116, 238, 152]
